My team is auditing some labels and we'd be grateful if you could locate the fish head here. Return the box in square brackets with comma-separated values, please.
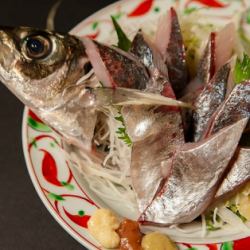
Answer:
[0, 26, 88, 110]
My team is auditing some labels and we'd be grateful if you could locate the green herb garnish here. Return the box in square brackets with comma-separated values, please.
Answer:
[115, 111, 132, 147]
[234, 53, 250, 84]
[111, 16, 132, 52]
[227, 203, 247, 222]
[184, 7, 197, 15]
[205, 212, 222, 231]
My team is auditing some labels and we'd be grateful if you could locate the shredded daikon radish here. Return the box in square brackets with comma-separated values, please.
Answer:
[69, 106, 135, 210]
[217, 206, 250, 233]
[201, 214, 207, 237]
[170, 223, 202, 234]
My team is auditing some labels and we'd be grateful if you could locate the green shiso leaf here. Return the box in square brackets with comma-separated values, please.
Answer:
[115, 111, 132, 147]
[227, 203, 247, 222]
[111, 15, 132, 52]
[234, 53, 250, 84]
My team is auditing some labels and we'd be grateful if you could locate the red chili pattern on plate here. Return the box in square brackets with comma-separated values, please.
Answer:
[28, 110, 44, 123]
[63, 207, 90, 228]
[40, 149, 73, 187]
[186, 0, 227, 8]
[41, 149, 63, 186]
[127, 0, 154, 17]
[234, 237, 250, 250]
[86, 30, 100, 39]
[206, 244, 218, 250]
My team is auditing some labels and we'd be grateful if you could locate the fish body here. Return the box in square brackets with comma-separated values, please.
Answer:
[140, 118, 248, 225]
[0, 26, 99, 150]
[0, 26, 188, 152]
[193, 63, 230, 141]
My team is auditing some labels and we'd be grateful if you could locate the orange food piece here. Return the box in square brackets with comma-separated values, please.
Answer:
[118, 219, 143, 250]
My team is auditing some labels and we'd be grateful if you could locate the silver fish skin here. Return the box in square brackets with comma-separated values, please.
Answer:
[139, 118, 248, 225]
[180, 33, 217, 142]
[130, 30, 175, 97]
[215, 147, 250, 200]
[83, 29, 186, 212]
[204, 81, 250, 137]
[123, 30, 177, 142]
[197, 32, 216, 85]
[130, 110, 184, 212]
[193, 63, 230, 142]
[184, 23, 235, 97]
[155, 7, 188, 98]
[0, 26, 101, 151]
[182, 34, 215, 98]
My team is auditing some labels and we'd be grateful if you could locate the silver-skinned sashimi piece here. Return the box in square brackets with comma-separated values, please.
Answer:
[130, 111, 184, 211]
[120, 31, 184, 211]
[181, 29, 228, 141]
[197, 32, 216, 85]
[129, 30, 175, 97]
[139, 118, 248, 225]
[193, 63, 230, 141]
[184, 23, 235, 96]
[182, 23, 235, 142]
[204, 81, 250, 137]
[202, 81, 250, 201]
[123, 30, 177, 142]
[155, 7, 188, 98]
[215, 147, 250, 200]
[82, 37, 150, 89]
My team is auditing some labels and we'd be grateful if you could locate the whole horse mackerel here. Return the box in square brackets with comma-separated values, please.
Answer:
[0, 26, 188, 153]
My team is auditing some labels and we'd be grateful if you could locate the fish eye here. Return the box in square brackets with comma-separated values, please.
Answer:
[23, 35, 52, 60]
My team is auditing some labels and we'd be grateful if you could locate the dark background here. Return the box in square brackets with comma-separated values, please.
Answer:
[0, 1, 116, 249]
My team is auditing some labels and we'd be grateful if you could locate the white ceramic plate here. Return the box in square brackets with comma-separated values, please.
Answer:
[22, 0, 250, 249]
